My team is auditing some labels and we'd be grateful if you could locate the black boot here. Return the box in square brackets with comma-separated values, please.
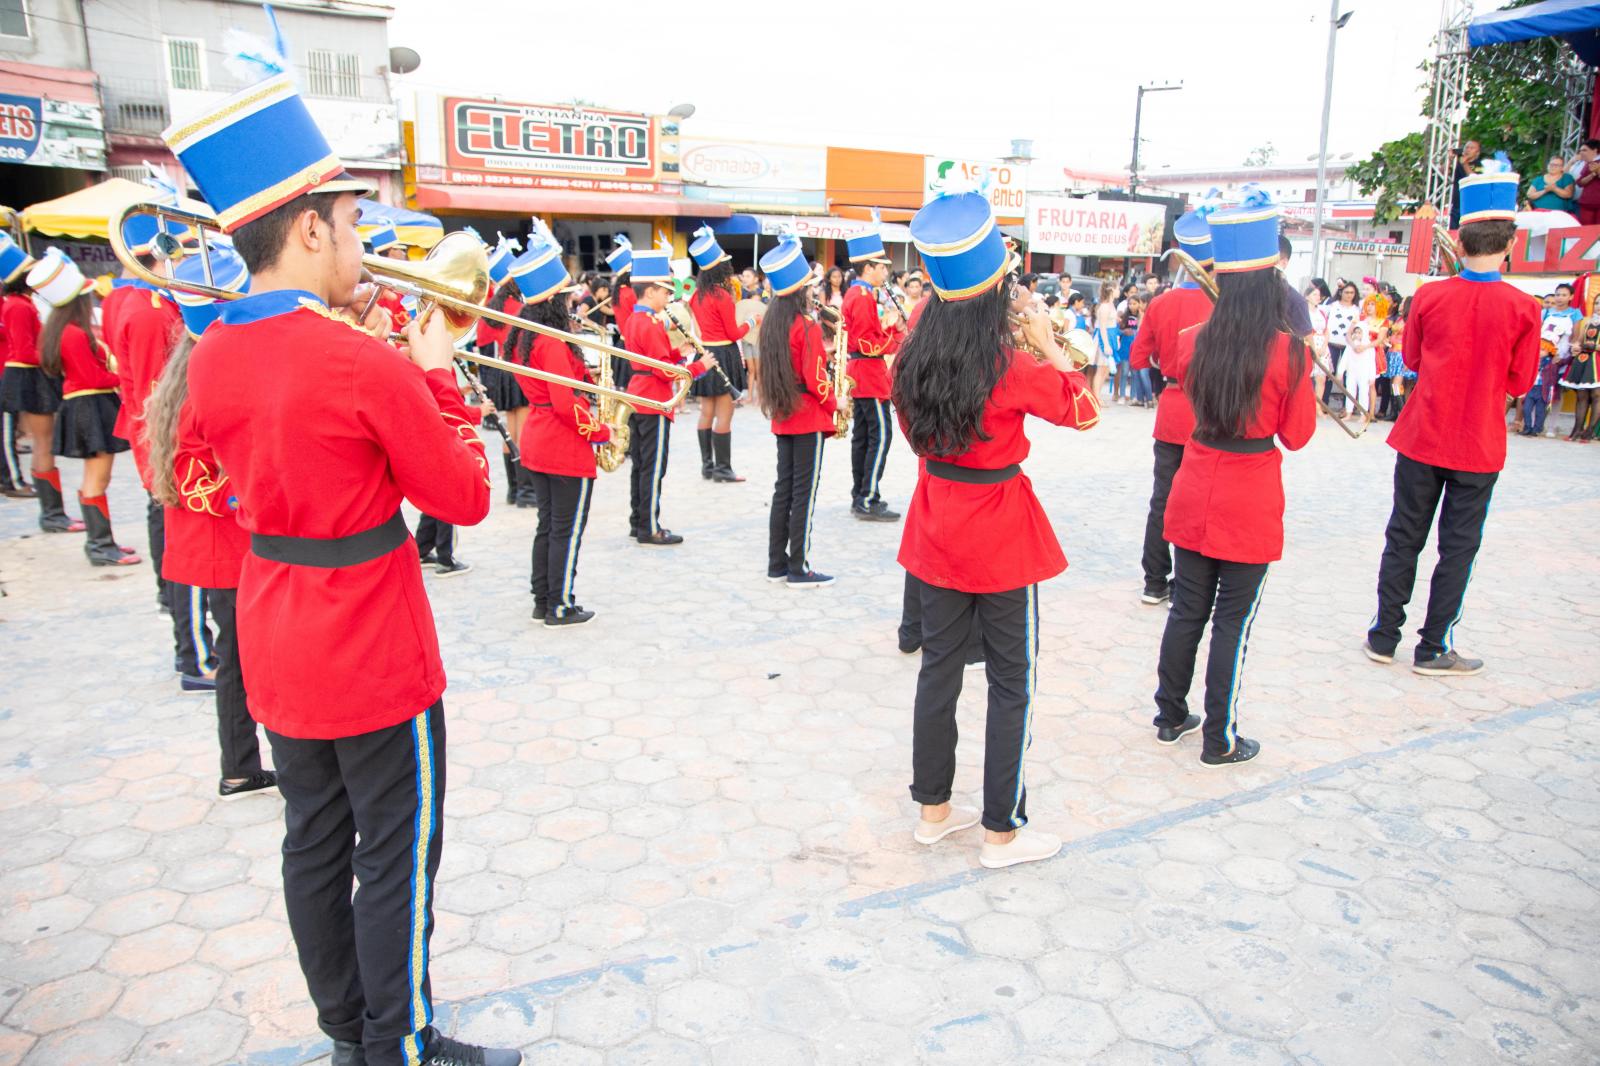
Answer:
[503, 453, 519, 505]
[711, 431, 744, 483]
[81, 493, 141, 567]
[515, 465, 538, 508]
[698, 427, 714, 480]
[34, 470, 81, 533]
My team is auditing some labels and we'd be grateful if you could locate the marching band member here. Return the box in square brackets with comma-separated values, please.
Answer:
[0, 233, 37, 499]
[607, 234, 636, 392]
[2, 242, 81, 532]
[843, 225, 906, 521]
[1130, 210, 1214, 606]
[894, 190, 1100, 869]
[507, 226, 607, 625]
[756, 234, 834, 587]
[688, 225, 751, 482]
[1364, 171, 1539, 676]
[622, 245, 714, 546]
[144, 247, 276, 797]
[32, 250, 142, 567]
[162, 58, 513, 1065]
[478, 233, 529, 506]
[1152, 197, 1316, 766]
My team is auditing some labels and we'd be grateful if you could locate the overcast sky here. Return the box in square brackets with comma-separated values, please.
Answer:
[387, 0, 1450, 176]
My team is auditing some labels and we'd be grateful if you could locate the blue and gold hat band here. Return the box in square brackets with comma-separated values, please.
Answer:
[630, 249, 672, 285]
[910, 192, 1010, 302]
[0, 233, 33, 285]
[1207, 205, 1281, 274]
[759, 238, 815, 297]
[1457, 172, 1519, 226]
[508, 240, 573, 304]
[689, 226, 730, 270]
[173, 245, 250, 337]
[845, 229, 889, 264]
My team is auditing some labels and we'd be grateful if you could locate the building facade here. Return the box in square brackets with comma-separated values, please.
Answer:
[1, 0, 107, 205]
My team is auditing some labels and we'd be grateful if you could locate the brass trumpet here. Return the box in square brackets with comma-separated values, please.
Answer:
[1160, 247, 1219, 300]
[108, 204, 692, 415]
[1432, 223, 1461, 276]
[1008, 310, 1095, 369]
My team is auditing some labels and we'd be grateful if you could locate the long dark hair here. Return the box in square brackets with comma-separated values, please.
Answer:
[39, 293, 95, 379]
[144, 335, 196, 507]
[890, 283, 1011, 457]
[692, 260, 734, 305]
[1189, 269, 1307, 441]
[509, 292, 581, 366]
[757, 291, 809, 423]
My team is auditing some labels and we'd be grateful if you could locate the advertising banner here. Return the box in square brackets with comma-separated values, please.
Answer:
[437, 97, 660, 190]
[0, 93, 105, 170]
[680, 138, 825, 210]
[922, 157, 1028, 218]
[1027, 195, 1166, 256]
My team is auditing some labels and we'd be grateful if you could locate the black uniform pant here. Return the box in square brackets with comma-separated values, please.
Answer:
[908, 581, 1039, 833]
[900, 572, 985, 662]
[413, 514, 456, 566]
[628, 414, 669, 536]
[850, 397, 893, 504]
[769, 432, 824, 575]
[1, 410, 25, 487]
[1141, 440, 1184, 594]
[170, 582, 214, 677]
[266, 703, 446, 1066]
[529, 471, 593, 609]
[207, 588, 262, 779]
[1368, 453, 1497, 662]
[148, 496, 168, 604]
[1154, 547, 1270, 757]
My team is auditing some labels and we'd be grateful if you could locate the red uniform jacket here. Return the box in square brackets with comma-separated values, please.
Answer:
[377, 290, 410, 333]
[690, 287, 749, 345]
[843, 282, 904, 400]
[58, 322, 119, 395]
[186, 289, 491, 739]
[517, 334, 607, 478]
[1164, 330, 1317, 564]
[772, 315, 837, 436]
[897, 351, 1101, 593]
[623, 306, 703, 421]
[163, 399, 249, 590]
[1388, 272, 1541, 474]
[475, 291, 524, 351]
[1, 292, 40, 367]
[98, 282, 142, 362]
[1130, 284, 1211, 445]
[108, 287, 182, 486]
[614, 284, 637, 333]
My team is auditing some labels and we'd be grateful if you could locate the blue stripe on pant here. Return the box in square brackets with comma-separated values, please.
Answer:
[908, 580, 1039, 833]
[850, 397, 893, 505]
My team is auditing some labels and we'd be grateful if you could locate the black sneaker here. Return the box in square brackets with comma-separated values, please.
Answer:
[418, 551, 437, 566]
[898, 637, 922, 654]
[1140, 585, 1170, 606]
[330, 1039, 366, 1066]
[1412, 650, 1483, 676]
[786, 570, 834, 588]
[766, 569, 789, 583]
[219, 770, 278, 798]
[434, 559, 472, 577]
[637, 531, 684, 546]
[1156, 714, 1201, 745]
[867, 500, 901, 521]
[180, 673, 216, 693]
[851, 499, 872, 518]
[1201, 737, 1261, 767]
[1361, 641, 1394, 664]
[545, 606, 595, 627]
[420, 1029, 522, 1066]
[532, 601, 548, 621]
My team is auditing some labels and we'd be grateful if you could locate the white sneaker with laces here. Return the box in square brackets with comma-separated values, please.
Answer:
[913, 804, 981, 845]
[980, 827, 1063, 869]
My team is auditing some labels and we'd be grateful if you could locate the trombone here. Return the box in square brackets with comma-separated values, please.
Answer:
[1008, 309, 1095, 369]
[108, 204, 692, 415]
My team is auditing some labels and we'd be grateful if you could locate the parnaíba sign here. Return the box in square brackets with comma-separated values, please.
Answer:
[1026, 195, 1166, 257]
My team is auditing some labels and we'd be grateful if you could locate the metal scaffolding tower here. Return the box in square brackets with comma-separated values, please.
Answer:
[1422, 0, 1472, 242]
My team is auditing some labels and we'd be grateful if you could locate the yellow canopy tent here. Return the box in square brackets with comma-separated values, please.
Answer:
[20, 178, 210, 242]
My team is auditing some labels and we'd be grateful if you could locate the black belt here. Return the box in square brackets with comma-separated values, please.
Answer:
[925, 460, 1021, 484]
[847, 352, 884, 359]
[251, 510, 408, 568]
[1193, 436, 1275, 455]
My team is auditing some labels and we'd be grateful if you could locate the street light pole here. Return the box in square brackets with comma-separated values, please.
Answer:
[1311, 5, 1352, 281]
[1129, 82, 1182, 196]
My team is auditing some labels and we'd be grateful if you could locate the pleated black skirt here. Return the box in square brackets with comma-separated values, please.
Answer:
[688, 342, 747, 398]
[0, 366, 62, 415]
[53, 392, 129, 458]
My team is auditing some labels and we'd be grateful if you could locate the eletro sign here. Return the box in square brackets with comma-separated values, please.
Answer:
[443, 98, 658, 188]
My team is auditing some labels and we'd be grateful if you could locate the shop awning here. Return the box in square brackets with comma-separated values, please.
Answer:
[413, 184, 730, 219]
[358, 199, 444, 250]
[21, 178, 211, 241]
[1469, 0, 1600, 64]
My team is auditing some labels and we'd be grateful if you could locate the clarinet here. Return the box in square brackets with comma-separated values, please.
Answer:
[454, 356, 519, 463]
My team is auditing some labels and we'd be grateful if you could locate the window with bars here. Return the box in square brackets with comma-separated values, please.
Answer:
[165, 37, 205, 90]
[305, 50, 361, 98]
[1, 0, 30, 38]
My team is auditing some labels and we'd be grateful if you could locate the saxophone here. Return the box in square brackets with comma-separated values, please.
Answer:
[825, 304, 853, 439]
[592, 353, 631, 473]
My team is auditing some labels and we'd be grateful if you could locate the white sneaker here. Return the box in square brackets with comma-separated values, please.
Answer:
[913, 804, 981, 845]
[979, 827, 1062, 869]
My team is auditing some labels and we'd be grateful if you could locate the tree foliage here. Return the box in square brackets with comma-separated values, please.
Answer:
[1349, 5, 1573, 223]
[1243, 142, 1278, 167]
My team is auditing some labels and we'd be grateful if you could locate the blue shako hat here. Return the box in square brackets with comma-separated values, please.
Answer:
[630, 247, 673, 286]
[605, 233, 633, 273]
[164, 73, 373, 233]
[910, 191, 1010, 301]
[1208, 187, 1282, 274]
[845, 227, 890, 265]
[1457, 172, 1519, 226]
[487, 233, 521, 287]
[759, 235, 818, 297]
[366, 222, 400, 253]
[1173, 210, 1214, 267]
[0, 233, 34, 285]
[689, 225, 730, 270]
[507, 232, 573, 304]
[173, 245, 251, 338]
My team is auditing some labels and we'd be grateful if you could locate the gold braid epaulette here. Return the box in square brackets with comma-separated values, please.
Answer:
[297, 298, 371, 336]
[178, 456, 229, 517]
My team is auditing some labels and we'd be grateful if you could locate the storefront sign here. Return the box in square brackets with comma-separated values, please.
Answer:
[1332, 240, 1407, 255]
[680, 138, 826, 210]
[0, 93, 104, 170]
[749, 215, 912, 243]
[923, 157, 1028, 217]
[1026, 195, 1166, 256]
[440, 97, 659, 190]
